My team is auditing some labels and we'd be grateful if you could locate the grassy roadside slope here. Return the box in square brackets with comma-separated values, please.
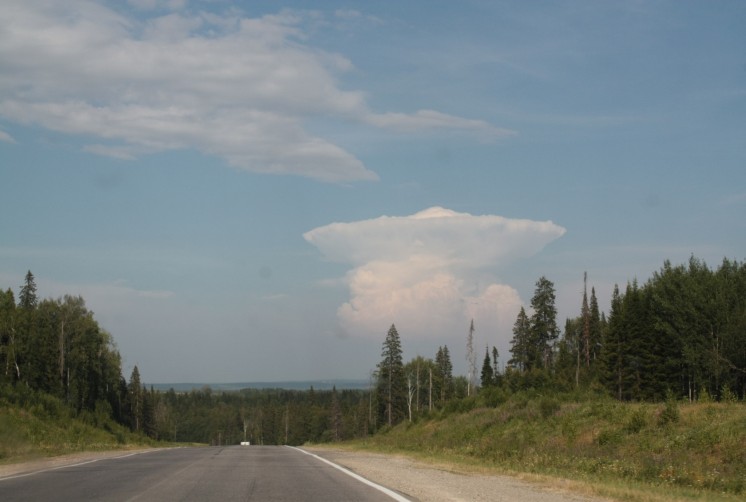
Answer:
[0, 388, 155, 463]
[347, 391, 746, 501]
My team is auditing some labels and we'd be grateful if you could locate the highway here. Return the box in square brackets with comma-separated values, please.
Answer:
[0, 446, 410, 501]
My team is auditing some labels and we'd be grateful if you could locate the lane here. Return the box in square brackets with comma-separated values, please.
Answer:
[0, 446, 410, 501]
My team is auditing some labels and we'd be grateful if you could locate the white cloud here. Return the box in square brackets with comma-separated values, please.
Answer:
[0, 129, 15, 143]
[0, 1, 510, 182]
[304, 207, 566, 341]
[364, 110, 515, 141]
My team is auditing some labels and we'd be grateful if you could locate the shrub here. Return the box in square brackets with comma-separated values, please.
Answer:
[539, 396, 560, 419]
[698, 386, 712, 403]
[479, 386, 507, 408]
[624, 407, 648, 433]
[595, 428, 623, 446]
[443, 396, 477, 416]
[720, 384, 738, 403]
[658, 396, 680, 427]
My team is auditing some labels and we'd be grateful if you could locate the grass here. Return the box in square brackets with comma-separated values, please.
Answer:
[344, 391, 746, 501]
[0, 386, 156, 464]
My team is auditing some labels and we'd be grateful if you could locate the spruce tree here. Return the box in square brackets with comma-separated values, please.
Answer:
[529, 276, 559, 370]
[509, 307, 530, 371]
[435, 345, 453, 404]
[18, 270, 37, 310]
[601, 284, 630, 399]
[17, 271, 39, 386]
[376, 324, 405, 426]
[480, 346, 494, 388]
[589, 287, 602, 370]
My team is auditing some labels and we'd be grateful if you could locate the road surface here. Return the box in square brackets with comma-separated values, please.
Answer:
[0, 446, 409, 501]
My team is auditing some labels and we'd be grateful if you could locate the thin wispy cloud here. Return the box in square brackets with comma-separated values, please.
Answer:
[0, 1, 509, 182]
[0, 130, 15, 143]
[304, 207, 566, 340]
[364, 110, 514, 140]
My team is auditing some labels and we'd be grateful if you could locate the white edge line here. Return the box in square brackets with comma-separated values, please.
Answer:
[0, 449, 163, 482]
[287, 446, 410, 502]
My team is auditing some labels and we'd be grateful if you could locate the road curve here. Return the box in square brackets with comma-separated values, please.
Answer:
[0, 446, 409, 501]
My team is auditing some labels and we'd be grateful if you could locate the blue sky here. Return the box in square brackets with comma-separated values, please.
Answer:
[1, 0, 744, 383]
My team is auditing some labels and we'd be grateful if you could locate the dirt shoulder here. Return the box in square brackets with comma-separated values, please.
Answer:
[305, 446, 609, 502]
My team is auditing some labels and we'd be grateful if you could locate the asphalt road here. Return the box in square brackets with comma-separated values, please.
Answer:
[0, 446, 410, 501]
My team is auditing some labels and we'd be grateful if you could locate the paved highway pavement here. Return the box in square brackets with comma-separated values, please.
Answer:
[0, 446, 411, 501]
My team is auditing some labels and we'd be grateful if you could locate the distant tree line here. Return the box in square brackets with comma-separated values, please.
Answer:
[142, 386, 372, 445]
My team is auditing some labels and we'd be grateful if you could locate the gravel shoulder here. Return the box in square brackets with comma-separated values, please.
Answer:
[305, 446, 609, 502]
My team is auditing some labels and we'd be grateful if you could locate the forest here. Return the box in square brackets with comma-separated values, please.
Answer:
[1, 256, 744, 446]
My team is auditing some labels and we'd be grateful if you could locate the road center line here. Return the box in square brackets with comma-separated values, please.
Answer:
[287, 446, 410, 502]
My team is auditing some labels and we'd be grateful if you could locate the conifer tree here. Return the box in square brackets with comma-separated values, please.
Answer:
[492, 346, 499, 382]
[601, 284, 630, 399]
[435, 345, 453, 404]
[330, 386, 342, 441]
[17, 271, 40, 386]
[529, 276, 559, 370]
[18, 271, 37, 310]
[509, 307, 530, 371]
[0, 288, 20, 382]
[376, 324, 405, 426]
[589, 287, 602, 370]
[480, 346, 494, 388]
[128, 365, 143, 432]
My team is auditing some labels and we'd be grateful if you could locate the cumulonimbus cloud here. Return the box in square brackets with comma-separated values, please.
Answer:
[0, 1, 513, 182]
[304, 207, 566, 340]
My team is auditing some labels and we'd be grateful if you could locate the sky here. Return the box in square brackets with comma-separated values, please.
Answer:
[1, 0, 744, 384]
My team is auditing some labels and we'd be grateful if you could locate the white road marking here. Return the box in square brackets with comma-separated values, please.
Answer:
[287, 446, 411, 502]
[0, 449, 163, 482]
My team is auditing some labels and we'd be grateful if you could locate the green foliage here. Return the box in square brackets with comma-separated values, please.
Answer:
[539, 396, 560, 419]
[376, 324, 406, 427]
[434, 345, 454, 404]
[0, 385, 150, 461]
[477, 385, 507, 408]
[142, 386, 372, 445]
[480, 347, 493, 388]
[0, 273, 156, 439]
[508, 306, 530, 371]
[355, 392, 746, 497]
[624, 407, 648, 433]
[595, 258, 746, 402]
[721, 384, 738, 403]
[658, 394, 681, 426]
[699, 386, 713, 403]
[528, 276, 559, 370]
